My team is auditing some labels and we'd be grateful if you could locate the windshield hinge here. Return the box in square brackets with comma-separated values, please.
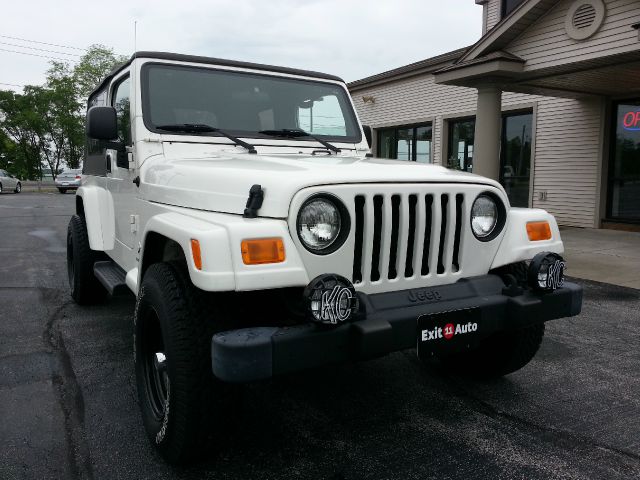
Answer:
[243, 184, 264, 218]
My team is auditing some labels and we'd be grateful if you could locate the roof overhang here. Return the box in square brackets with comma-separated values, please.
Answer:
[460, 0, 558, 62]
[348, 48, 467, 92]
[434, 51, 525, 86]
[436, 49, 640, 99]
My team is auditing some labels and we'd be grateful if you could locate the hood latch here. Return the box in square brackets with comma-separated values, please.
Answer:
[243, 184, 264, 218]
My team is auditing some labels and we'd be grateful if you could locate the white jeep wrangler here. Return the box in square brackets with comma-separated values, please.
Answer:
[68, 51, 582, 464]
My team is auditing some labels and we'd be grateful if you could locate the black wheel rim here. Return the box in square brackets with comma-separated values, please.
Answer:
[140, 308, 169, 421]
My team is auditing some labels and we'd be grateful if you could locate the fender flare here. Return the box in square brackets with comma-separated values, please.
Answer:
[139, 212, 236, 293]
[491, 208, 564, 269]
[76, 186, 115, 251]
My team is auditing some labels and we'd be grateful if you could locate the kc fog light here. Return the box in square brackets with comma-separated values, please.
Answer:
[303, 274, 359, 325]
[528, 252, 566, 291]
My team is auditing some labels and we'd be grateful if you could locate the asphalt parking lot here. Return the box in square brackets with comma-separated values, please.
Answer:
[1, 192, 639, 480]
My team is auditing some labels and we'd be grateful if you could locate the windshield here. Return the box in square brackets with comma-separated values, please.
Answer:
[141, 63, 361, 143]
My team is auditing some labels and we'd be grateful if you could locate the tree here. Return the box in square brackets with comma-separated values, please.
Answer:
[45, 62, 84, 169]
[0, 44, 127, 178]
[0, 90, 45, 179]
[73, 45, 128, 100]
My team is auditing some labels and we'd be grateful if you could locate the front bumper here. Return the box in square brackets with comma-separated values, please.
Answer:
[211, 275, 582, 383]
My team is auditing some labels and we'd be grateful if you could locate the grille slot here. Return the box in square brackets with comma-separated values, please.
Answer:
[352, 191, 466, 285]
[437, 195, 448, 274]
[352, 195, 365, 283]
[404, 195, 418, 278]
[388, 195, 401, 279]
[421, 195, 433, 276]
[452, 194, 464, 272]
[370, 195, 384, 282]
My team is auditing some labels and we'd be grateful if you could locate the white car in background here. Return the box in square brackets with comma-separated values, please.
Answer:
[0, 169, 21, 194]
[55, 169, 82, 193]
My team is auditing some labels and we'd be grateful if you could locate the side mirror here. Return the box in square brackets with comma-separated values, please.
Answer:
[362, 125, 372, 149]
[86, 106, 117, 140]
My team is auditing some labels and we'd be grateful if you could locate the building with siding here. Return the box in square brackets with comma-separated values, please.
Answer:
[349, 0, 640, 229]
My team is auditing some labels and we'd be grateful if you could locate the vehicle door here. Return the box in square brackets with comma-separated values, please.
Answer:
[0, 170, 15, 190]
[106, 73, 138, 263]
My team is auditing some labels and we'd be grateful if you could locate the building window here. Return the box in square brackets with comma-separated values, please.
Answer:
[608, 102, 640, 223]
[447, 118, 475, 172]
[502, 0, 526, 18]
[500, 111, 533, 208]
[377, 123, 432, 163]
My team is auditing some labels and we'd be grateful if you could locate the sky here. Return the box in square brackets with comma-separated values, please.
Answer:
[0, 0, 482, 92]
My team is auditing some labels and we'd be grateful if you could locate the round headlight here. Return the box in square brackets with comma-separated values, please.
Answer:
[471, 195, 498, 239]
[298, 197, 342, 252]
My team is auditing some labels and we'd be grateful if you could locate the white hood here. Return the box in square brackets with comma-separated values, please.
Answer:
[141, 144, 503, 218]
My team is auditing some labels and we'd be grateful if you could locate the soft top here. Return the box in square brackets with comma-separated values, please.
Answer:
[88, 51, 345, 102]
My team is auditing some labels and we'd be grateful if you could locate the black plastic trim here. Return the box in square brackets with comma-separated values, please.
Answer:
[89, 51, 344, 102]
[211, 277, 583, 383]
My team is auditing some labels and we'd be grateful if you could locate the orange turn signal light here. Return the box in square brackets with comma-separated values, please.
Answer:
[526, 221, 552, 241]
[241, 238, 286, 265]
[190, 239, 203, 270]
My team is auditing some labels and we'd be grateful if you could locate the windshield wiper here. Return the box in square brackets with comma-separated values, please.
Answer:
[259, 129, 341, 154]
[156, 124, 257, 154]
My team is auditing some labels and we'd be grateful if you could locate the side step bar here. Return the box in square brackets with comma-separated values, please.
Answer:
[93, 261, 130, 296]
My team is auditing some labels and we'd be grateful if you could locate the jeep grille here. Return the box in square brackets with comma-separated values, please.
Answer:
[352, 192, 464, 286]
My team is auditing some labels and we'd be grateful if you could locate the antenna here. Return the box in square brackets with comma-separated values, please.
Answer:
[132, 19, 138, 169]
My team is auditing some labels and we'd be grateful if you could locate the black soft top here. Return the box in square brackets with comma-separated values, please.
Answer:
[88, 51, 345, 102]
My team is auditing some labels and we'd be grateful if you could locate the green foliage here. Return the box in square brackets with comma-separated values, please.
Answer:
[74, 45, 128, 100]
[0, 44, 126, 179]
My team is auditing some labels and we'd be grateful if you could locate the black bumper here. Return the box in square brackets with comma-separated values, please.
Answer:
[211, 275, 582, 383]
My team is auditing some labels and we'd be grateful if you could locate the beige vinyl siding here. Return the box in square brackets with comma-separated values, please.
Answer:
[487, 0, 502, 30]
[353, 76, 478, 166]
[351, 75, 601, 227]
[531, 97, 602, 227]
[508, 0, 640, 71]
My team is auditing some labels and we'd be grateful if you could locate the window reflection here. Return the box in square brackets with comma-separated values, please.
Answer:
[502, 0, 526, 17]
[448, 118, 475, 172]
[376, 123, 432, 162]
[609, 102, 640, 221]
[500, 112, 532, 208]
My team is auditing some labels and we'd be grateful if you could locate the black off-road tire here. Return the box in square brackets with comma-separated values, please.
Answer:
[492, 260, 529, 287]
[436, 261, 545, 378]
[134, 262, 238, 465]
[67, 214, 107, 304]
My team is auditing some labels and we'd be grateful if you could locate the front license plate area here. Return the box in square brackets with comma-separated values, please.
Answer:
[417, 308, 482, 359]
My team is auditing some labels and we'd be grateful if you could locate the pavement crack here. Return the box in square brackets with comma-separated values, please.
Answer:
[42, 291, 94, 480]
